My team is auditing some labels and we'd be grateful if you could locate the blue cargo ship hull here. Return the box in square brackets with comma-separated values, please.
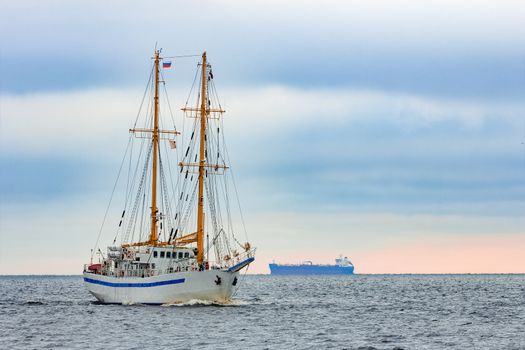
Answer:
[269, 263, 354, 275]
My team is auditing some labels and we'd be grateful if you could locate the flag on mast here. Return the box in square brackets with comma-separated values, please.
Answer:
[163, 61, 172, 68]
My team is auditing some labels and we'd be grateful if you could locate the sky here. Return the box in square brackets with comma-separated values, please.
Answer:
[1, 0, 524, 274]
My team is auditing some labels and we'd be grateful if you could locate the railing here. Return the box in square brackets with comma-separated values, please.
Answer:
[84, 248, 256, 278]
[208, 248, 256, 271]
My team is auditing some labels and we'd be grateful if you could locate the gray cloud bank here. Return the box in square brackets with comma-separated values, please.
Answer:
[2, 87, 524, 217]
[1, 0, 524, 100]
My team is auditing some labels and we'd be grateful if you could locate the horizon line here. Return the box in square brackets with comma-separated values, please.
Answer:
[1, 273, 524, 277]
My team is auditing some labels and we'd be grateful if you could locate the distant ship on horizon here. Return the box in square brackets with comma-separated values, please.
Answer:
[269, 255, 354, 275]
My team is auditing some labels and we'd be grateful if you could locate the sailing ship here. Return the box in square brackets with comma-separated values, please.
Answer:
[269, 256, 354, 275]
[83, 50, 255, 304]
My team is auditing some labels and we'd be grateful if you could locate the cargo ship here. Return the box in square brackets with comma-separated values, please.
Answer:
[269, 256, 354, 275]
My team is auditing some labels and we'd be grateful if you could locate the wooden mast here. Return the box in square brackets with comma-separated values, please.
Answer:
[196, 52, 207, 265]
[125, 50, 181, 249]
[149, 50, 160, 245]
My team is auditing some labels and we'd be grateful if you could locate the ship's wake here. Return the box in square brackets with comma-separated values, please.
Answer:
[161, 299, 250, 307]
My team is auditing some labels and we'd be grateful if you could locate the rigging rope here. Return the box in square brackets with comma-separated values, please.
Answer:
[132, 63, 154, 129]
[91, 136, 132, 260]
[123, 142, 153, 243]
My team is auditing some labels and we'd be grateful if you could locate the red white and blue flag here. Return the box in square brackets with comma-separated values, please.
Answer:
[163, 61, 172, 68]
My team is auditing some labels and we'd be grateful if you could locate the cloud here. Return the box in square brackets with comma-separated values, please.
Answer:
[218, 87, 525, 216]
[1, 0, 524, 97]
[0, 89, 140, 157]
[225, 86, 525, 129]
[2, 86, 524, 216]
[2, 86, 524, 157]
[3, 0, 524, 55]
[1, 87, 523, 275]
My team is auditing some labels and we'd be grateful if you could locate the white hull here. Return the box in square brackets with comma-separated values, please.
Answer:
[83, 269, 239, 304]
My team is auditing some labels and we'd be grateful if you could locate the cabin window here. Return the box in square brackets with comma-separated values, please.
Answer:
[135, 257, 140, 262]
[184, 252, 189, 258]
[153, 251, 158, 258]
[178, 252, 183, 259]
[160, 251, 165, 258]
[166, 252, 171, 258]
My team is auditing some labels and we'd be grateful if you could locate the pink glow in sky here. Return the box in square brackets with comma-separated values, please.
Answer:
[249, 233, 525, 274]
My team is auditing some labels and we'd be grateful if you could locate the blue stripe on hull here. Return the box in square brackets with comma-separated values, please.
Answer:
[84, 277, 185, 288]
[269, 264, 354, 275]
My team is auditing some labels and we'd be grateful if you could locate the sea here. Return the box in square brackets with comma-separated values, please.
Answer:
[0, 274, 524, 349]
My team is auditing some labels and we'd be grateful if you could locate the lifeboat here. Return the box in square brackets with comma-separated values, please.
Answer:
[88, 263, 102, 273]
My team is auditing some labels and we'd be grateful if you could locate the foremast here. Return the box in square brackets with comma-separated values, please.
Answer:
[127, 49, 180, 248]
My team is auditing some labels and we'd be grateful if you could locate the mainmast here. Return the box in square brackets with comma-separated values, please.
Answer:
[196, 52, 207, 265]
[178, 52, 226, 259]
[149, 50, 160, 245]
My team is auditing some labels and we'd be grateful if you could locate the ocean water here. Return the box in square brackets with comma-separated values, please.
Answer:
[0, 274, 524, 349]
